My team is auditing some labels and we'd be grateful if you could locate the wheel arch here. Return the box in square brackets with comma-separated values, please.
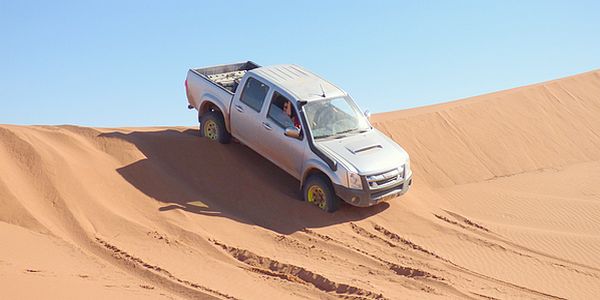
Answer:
[301, 167, 334, 190]
[198, 100, 222, 121]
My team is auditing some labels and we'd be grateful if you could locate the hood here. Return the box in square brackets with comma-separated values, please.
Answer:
[316, 129, 408, 175]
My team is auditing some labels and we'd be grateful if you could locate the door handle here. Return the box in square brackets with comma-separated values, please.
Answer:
[262, 122, 272, 130]
[234, 105, 244, 113]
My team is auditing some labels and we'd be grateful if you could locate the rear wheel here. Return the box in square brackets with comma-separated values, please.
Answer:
[200, 111, 231, 144]
[303, 175, 340, 213]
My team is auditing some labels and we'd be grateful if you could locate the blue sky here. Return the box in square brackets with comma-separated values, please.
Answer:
[1, 1, 599, 127]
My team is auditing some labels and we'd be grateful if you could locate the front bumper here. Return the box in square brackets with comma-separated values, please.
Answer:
[333, 173, 413, 207]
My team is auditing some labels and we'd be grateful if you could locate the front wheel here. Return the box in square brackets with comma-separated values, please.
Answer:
[200, 111, 231, 144]
[303, 175, 340, 213]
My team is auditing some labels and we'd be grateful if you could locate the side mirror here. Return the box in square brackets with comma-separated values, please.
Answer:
[284, 127, 301, 139]
[364, 109, 371, 120]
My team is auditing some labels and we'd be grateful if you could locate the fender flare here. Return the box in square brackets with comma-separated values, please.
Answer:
[300, 160, 344, 190]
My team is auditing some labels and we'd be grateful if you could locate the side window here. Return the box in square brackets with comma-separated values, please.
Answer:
[267, 92, 301, 130]
[240, 77, 269, 112]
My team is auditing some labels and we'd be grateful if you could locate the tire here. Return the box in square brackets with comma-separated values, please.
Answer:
[303, 174, 340, 213]
[200, 111, 231, 144]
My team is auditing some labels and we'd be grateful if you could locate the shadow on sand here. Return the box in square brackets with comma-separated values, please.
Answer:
[100, 129, 388, 234]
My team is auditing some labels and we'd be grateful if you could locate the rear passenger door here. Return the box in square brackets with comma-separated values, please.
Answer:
[231, 76, 270, 150]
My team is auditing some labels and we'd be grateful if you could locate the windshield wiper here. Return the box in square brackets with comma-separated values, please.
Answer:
[334, 128, 368, 138]
[336, 129, 356, 135]
[315, 128, 369, 140]
[315, 134, 336, 140]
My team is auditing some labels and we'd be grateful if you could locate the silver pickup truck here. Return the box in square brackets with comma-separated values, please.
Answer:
[185, 61, 412, 212]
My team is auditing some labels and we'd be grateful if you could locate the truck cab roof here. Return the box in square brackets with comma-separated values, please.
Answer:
[249, 64, 346, 102]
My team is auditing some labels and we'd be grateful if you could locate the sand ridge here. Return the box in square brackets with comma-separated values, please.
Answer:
[1, 70, 599, 299]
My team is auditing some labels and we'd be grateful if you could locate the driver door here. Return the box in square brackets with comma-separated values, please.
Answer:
[256, 92, 306, 179]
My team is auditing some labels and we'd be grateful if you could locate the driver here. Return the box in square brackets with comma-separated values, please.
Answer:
[283, 100, 301, 129]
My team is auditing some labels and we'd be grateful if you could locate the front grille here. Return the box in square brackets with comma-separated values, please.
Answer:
[376, 176, 397, 186]
[366, 167, 404, 190]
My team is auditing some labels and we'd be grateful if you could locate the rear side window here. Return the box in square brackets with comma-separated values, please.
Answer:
[240, 77, 269, 112]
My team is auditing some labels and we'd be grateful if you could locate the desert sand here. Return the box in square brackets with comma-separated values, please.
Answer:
[1, 70, 600, 299]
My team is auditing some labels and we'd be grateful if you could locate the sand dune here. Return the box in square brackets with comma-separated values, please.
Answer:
[1, 70, 600, 299]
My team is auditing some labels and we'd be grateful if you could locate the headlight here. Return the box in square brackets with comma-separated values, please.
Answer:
[347, 172, 363, 190]
[398, 164, 405, 176]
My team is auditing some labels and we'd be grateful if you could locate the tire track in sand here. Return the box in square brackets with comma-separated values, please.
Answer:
[96, 237, 236, 300]
[210, 239, 388, 300]
[372, 223, 568, 300]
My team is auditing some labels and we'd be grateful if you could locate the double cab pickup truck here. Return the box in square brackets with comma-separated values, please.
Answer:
[185, 61, 412, 212]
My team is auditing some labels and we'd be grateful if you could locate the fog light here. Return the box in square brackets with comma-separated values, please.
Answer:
[351, 196, 360, 204]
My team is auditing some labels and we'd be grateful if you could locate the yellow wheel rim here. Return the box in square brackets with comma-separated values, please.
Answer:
[204, 120, 217, 140]
[307, 185, 327, 209]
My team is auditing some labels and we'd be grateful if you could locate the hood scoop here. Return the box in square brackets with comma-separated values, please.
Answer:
[317, 130, 406, 174]
[345, 141, 383, 154]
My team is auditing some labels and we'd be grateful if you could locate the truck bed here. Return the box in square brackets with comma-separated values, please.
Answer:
[191, 61, 260, 93]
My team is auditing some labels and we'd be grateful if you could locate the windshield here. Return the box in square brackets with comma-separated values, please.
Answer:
[302, 96, 370, 139]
